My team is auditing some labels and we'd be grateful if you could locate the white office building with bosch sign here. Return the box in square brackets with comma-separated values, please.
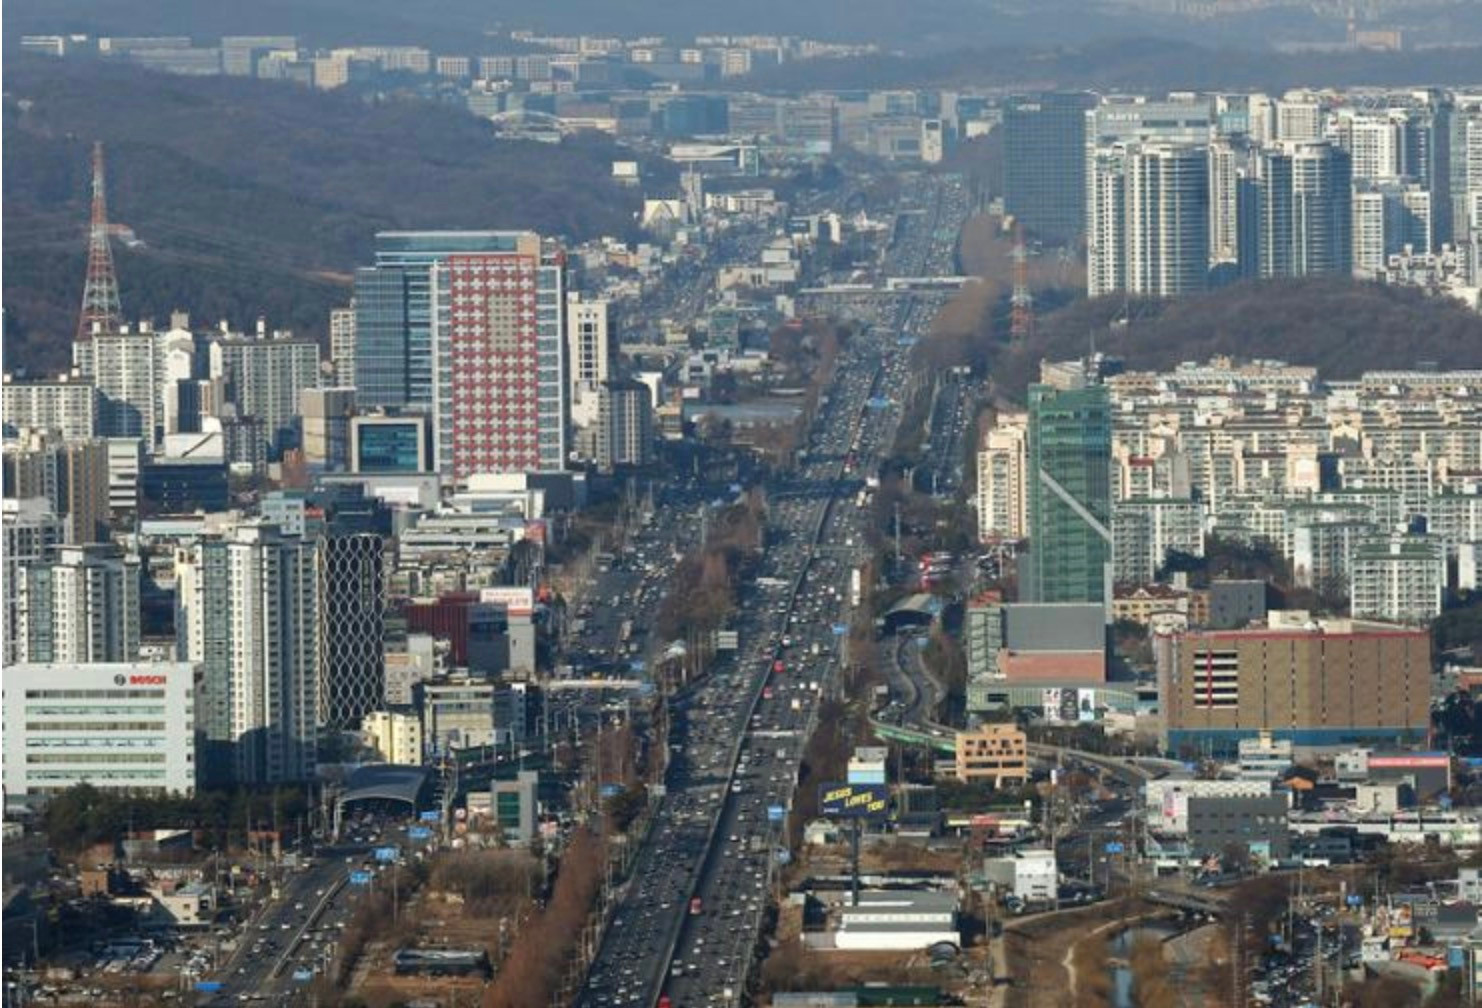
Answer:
[3, 662, 198, 807]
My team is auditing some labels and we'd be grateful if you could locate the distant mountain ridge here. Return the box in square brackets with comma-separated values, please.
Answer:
[2, 54, 650, 374]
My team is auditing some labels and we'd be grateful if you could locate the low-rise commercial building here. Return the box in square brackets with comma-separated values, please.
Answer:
[984, 848, 1057, 904]
[953, 725, 1028, 787]
[1186, 794, 1291, 862]
[467, 770, 541, 844]
[830, 890, 960, 951]
[363, 708, 425, 765]
[1144, 778, 1275, 837]
[998, 602, 1106, 683]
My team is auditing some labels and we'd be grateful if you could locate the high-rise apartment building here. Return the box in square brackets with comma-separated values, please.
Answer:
[1332, 110, 1406, 182]
[3, 432, 112, 543]
[317, 533, 386, 729]
[1349, 536, 1445, 625]
[1086, 97, 1213, 297]
[2, 374, 99, 442]
[976, 413, 1028, 541]
[1435, 96, 1482, 246]
[1112, 497, 1204, 585]
[330, 304, 357, 387]
[15, 544, 140, 664]
[3, 498, 64, 663]
[1089, 142, 1210, 297]
[1208, 137, 1251, 270]
[1002, 92, 1095, 242]
[1127, 143, 1211, 297]
[209, 325, 322, 458]
[427, 234, 567, 478]
[73, 326, 163, 451]
[1352, 182, 1432, 276]
[596, 379, 654, 472]
[176, 522, 318, 785]
[1024, 383, 1112, 606]
[1248, 141, 1353, 279]
[1275, 93, 1324, 141]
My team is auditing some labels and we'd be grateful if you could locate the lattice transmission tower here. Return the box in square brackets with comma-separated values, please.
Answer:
[76, 141, 123, 341]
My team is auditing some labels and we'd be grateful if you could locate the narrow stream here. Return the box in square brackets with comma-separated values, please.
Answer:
[1110, 922, 1187, 1008]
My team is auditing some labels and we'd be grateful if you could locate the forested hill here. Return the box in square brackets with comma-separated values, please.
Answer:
[3, 55, 650, 375]
[995, 278, 1482, 399]
[918, 276, 1482, 402]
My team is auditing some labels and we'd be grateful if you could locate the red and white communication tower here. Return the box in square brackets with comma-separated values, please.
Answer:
[76, 141, 123, 341]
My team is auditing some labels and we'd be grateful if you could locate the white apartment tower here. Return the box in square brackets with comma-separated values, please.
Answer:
[566, 293, 612, 395]
[1353, 182, 1432, 277]
[176, 522, 318, 785]
[976, 414, 1028, 541]
[1276, 93, 1324, 141]
[1349, 536, 1445, 625]
[209, 323, 322, 458]
[1089, 142, 1210, 298]
[1, 375, 99, 442]
[73, 324, 164, 451]
[330, 305, 357, 388]
[1085, 96, 1213, 298]
[15, 544, 140, 665]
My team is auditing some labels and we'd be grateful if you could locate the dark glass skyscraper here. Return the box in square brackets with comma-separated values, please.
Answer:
[1024, 382, 1112, 606]
[1002, 92, 1095, 243]
[317, 533, 385, 730]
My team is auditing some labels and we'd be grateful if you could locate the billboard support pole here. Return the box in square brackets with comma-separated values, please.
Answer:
[852, 818, 862, 907]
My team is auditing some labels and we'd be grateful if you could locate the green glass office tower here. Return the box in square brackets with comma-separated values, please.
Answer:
[1024, 382, 1112, 605]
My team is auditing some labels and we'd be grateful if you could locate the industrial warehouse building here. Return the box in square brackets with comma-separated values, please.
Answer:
[1159, 616, 1430, 756]
[825, 890, 961, 951]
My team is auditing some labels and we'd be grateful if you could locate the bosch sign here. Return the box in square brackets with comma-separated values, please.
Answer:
[128, 674, 168, 685]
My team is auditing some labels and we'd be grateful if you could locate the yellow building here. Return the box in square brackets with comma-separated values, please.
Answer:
[363, 709, 424, 766]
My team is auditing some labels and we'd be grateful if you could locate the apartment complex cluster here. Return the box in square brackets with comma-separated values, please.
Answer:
[980, 356, 1482, 626]
[969, 355, 1482, 755]
[1002, 89, 1482, 307]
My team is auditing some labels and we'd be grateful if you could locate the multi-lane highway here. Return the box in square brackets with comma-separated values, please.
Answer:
[577, 173, 970, 1008]
[199, 845, 369, 1005]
